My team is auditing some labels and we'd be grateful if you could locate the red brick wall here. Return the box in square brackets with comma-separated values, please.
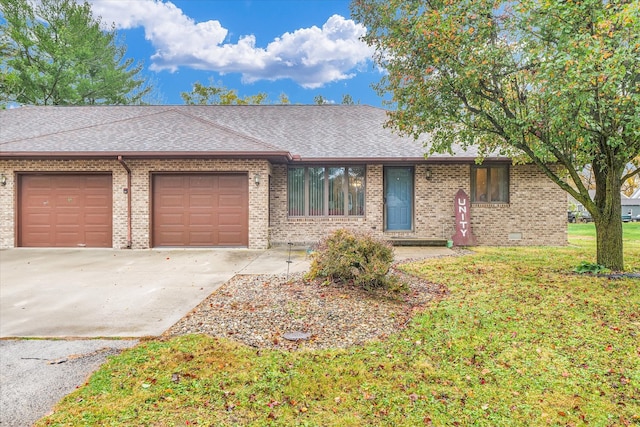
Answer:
[0, 159, 566, 250]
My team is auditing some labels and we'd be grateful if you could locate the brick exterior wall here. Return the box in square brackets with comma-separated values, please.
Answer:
[269, 163, 567, 247]
[0, 159, 270, 249]
[0, 159, 565, 250]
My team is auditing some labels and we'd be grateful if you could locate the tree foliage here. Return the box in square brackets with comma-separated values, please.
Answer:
[353, 0, 640, 270]
[181, 80, 270, 105]
[0, 0, 151, 106]
[341, 93, 357, 105]
[182, 80, 359, 106]
[313, 94, 329, 105]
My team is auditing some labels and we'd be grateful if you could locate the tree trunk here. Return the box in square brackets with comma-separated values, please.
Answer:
[592, 161, 624, 271]
[594, 213, 623, 271]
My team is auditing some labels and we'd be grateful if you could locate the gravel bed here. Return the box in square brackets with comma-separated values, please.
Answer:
[164, 265, 449, 351]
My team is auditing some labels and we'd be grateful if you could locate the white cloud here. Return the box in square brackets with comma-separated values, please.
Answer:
[89, 0, 373, 88]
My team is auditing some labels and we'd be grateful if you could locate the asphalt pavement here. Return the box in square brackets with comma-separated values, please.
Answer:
[0, 339, 139, 427]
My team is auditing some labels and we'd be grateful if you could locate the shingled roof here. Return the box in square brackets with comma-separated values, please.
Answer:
[0, 105, 504, 162]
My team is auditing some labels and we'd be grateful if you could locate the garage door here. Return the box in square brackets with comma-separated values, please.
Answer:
[19, 174, 113, 247]
[152, 174, 248, 247]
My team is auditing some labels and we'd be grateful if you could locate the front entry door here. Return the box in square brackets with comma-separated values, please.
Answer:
[384, 167, 413, 230]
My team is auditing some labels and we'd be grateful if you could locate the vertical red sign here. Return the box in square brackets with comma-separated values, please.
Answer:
[451, 189, 475, 246]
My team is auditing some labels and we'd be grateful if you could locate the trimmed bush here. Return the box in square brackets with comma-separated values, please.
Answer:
[306, 229, 395, 289]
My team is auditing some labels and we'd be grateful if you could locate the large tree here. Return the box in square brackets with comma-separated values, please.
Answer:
[0, 0, 151, 105]
[353, 0, 640, 270]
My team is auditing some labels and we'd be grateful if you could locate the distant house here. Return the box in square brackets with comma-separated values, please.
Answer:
[0, 105, 566, 249]
[569, 190, 640, 221]
[621, 197, 640, 221]
[567, 190, 596, 220]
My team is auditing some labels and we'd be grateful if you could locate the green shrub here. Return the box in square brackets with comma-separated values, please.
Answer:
[306, 229, 395, 289]
[573, 261, 609, 274]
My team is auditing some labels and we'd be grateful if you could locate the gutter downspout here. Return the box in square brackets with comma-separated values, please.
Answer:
[117, 156, 132, 249]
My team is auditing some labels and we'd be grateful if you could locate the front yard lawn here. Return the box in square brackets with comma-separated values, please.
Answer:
[37, 226, 640, 426]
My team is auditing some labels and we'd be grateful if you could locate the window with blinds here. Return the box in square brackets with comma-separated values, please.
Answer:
[288, 166, 365, 217]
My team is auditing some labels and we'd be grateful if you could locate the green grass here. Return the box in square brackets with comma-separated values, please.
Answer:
[37, 226, 640, 426]
[570, 221, 640, 243]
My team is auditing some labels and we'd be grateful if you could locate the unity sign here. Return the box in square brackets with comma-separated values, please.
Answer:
[452, 189, 476, 246]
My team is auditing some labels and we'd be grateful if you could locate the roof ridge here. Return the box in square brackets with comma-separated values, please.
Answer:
[171, 107, 286, 152]
[0, 106, 174, 147]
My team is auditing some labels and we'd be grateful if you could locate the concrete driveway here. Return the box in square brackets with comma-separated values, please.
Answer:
[0, 247, 310, 338]
[0, 247, 310, 426]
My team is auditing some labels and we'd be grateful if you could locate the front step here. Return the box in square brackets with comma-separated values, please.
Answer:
[388, 238, 448, 247]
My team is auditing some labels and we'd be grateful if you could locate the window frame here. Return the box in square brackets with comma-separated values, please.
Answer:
[470, 164, 510, 204]
[287, 165, 366, 217]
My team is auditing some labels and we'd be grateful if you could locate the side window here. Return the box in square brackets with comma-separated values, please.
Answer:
[471, 165, 509, 203]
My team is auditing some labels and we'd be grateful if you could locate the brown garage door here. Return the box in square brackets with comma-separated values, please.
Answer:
[152, 174, 248, 247]
[19, 174, 113, 247]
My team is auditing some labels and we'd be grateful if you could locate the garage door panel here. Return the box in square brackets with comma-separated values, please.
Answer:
[26, 232, 52, 245]
[158, 194, 185, 208]
[218, 194, 244, 208]
[218, 175, 243, 188]
[157, 213, 185, 225]
[158, 175, 184, 186]
[189, 176, 215, 188]
[85, 213, 111, 225]
[56, 231, 81, 242]
[189, 213, 215, 225]
[26, 213, 51, 225]
[189, 231, 215, 245]
[85, 194, 110, 207]
[84, 231, 110, 246]
[85, 176, 111, 187]
[218, 213, 243, 226]
[157, 231, 186, 245]
[54, 213, 81, 225]
[189, 194, 215, 208]
[20, 174, 112, 247]
[153, 174, 248, 247]
[218, 231, 244, 246]
[24, 194, 51, 205]
[25, 176, 54, 188]
[54, 176, 82, 187]
[54, 197, 80, 207]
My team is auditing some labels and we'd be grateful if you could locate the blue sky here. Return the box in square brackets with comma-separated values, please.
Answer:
[87, 0, 386, 106]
